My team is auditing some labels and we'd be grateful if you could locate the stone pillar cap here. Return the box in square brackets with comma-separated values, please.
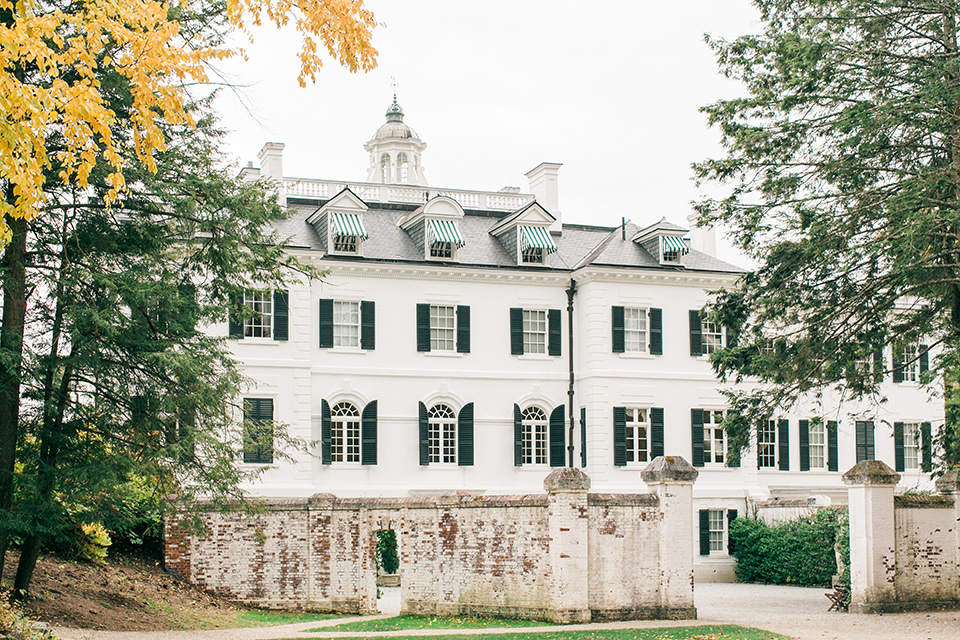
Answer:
[640, 456, 699, 483]
[308, 492, 338, 506]
[544, 467, 591, 492]
[935, 469, 960, 494]
[842, 460, 900, 486]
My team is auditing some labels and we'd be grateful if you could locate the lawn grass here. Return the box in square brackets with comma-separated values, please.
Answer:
[295, 624, 790, 639]
[234, 609, 343, 627]
[309, 614, 544, 632]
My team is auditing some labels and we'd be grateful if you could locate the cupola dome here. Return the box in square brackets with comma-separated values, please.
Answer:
[364, 94, 428, 186]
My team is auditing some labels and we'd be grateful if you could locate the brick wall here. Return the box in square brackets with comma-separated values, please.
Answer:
[165, 463, 699, 623]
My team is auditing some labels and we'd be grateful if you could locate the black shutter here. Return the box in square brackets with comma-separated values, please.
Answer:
[228, 291, 244, 339]
[514, 404, 523, 467]
[893, 347, 904, 383]
[799, 420, 810, 472]
[549, 405, 565, 467]
[458, 403, 474, 466]
[580, 407, 587, 468]
[920, 345, 929, 373]
[866, 420, 875, 460]
[319, 299, 334, 348]
[689, 310, 703, 357]
[856, 421, 875, 462]
[874, 350, 884, 380]
[548, 309, 561, 356]
[416, 304, 431, 352]
[699, 509, 711, 556]
[457, 305, 470, 354]
[727, 509, 738, 553]
[921, 422, 932, 472]
[894, 422, 905, 472]
[243, 398, 273, 464]
[651, 407, 664, 459]
[361, 300, 375, 350]
[419, 401, 429, 465]
[273, 290, 289, 341]
[778, 419, 790, 471]
[321, 399, 331, 465]
[827, 421, 839, 472]
[613, 407, 627, 467]
[612, 306, 625, 353]
[649, 308, 663, 355]
[726, 325, 739, 348]
[510, 308, 523, 355]
[361, 400, 377, 465]
[691, 409, 705, 467]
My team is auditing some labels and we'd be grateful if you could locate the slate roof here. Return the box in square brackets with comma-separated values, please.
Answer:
[273, 198, 744, 275]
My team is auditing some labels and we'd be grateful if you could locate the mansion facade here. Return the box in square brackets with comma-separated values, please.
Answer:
[228, 99, 942, 580]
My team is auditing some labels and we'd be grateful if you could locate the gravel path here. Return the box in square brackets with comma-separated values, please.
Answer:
[51, 583, 960, 640]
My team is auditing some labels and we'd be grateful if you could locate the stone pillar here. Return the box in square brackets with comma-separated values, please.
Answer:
[842, 460, 900, 613]
[307, 493, 336, 611]
[935, 469, 960, 606]
[544, 468, 591, 624]
[641, 456, 699, 619]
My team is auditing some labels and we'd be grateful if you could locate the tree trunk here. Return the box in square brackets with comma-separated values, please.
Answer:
[0, 213, 29, 582]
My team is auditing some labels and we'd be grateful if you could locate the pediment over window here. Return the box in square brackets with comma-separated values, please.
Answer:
[489, 202, 558, 266]
[306, 188, 369, 255]
[632, 217, 690, 267]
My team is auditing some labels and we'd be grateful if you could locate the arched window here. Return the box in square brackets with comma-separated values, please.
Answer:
[380, 153, 392, 183]
[428, 404, 457, 463]
[331, 402, 361, 462]
[397, 152, 409, 183]
[521, 406, 548, 465]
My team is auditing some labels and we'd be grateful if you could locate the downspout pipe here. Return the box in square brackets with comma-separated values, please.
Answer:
[566, 279, 577, 467]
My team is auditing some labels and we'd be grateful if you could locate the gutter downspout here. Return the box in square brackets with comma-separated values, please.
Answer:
[566, 279, 577, 467]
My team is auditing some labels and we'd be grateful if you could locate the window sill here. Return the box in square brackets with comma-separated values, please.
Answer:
[700, 464, 735, 471]
[619, 351, 654, 359]
[237, 337, 280, 346]
[328, 346, 366, 354]
[424, 351, 462, 358]
[517, 464, 551, 470]
[518, 353, 553, 361]
[422, 463, 461, 468]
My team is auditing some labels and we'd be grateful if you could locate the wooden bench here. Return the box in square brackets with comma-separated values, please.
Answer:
[826, 585, 849, 612]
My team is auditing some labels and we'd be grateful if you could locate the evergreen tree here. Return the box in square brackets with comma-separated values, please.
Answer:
[694, 0, 960, 467]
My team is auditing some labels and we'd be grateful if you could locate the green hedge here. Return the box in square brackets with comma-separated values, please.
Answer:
[729, 508, 841, 587]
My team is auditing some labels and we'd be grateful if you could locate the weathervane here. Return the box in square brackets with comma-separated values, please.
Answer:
[391, 76, 399, 102]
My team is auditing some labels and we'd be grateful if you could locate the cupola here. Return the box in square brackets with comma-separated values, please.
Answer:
[364, 95, 428, 186]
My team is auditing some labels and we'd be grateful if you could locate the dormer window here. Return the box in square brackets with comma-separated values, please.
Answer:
[660, 236, 689, 265]
[517, 225, 557, 266]
[334, 235, 359, 253]
[430, 242, 454, 259]
[330, 211, 368, 256]
[426, 218, 464, 261]
[522, 246, 546, 265]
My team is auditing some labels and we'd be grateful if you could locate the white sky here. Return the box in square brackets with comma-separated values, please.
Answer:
[212, 0, 761, 264]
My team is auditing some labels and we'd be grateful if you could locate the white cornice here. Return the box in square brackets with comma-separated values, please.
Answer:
[572, 265, 742, 288]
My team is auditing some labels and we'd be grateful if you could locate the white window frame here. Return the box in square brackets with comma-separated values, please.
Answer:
[623, 308, 648, 353]
[243, 290, 273, 339]
[522, 309, 547, 355]
[808, 420, 826, 470]
[708, 509, 727, 554]
[429, 241, 455, 260]
[896, 341, 920, 383]
[903, 422, 920, 471]
[429, 305, 456, 352]
[330, 402, 361, 463]
[428, 404, 457, 464]
[701, 320, 723, 356]
[758, 419, 778, 468]
[333, 301, 360, 348]
[624, 407, 650, 464]
[703, 409, 726, 465]
[520, 246, 546, 265]
[521, 406, 548, 465]
[331, 234, 361, 255]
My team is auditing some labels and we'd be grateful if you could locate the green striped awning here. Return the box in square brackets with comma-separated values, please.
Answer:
[428, 219, 465, 247]
[330, 212, 368, 239]
[661, 235, 690, 255]
[519, 225, 558, 254]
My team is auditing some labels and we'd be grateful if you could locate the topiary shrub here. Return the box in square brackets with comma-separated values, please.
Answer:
[728, 507, 840, 587]
[376, 529, 399, 575]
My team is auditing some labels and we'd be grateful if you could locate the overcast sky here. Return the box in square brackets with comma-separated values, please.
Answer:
[213, 1, 761, 263]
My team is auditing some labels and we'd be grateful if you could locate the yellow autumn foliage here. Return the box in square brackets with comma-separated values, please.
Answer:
[0, 0, 377, 243]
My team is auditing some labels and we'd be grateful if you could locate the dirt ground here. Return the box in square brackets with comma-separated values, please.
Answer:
[1, 550, 249, 631]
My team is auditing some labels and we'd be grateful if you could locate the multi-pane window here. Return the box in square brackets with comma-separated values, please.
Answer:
[523, 310, 547, 354]
[896, 341, 920, 382]
[521, 246, 545, 265]
[243, 291, 273, 338]
[809, 420, 826, 469]
[330, 402, 361, 462]
[624, 308, 647, 353]
[430, 305, 456, 351]
[521, 407, 548, 465]
[709, 509, 726, 553]
[625, 408, 650, 463]
[758, 420, 777, 468]
[904, 422, 920, 470]
[242, 398, 273, 464]
[428, 404, 457, 464]
[430, 242, 454, 259]
[333, 301, 360, 347]
[333, 235, 359, 253]
[701, 321, 723, 355]
[703, 410, 725, 464]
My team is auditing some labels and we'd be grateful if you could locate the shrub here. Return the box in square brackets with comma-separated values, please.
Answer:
[75, 522, 112, 564]
[376, 529, 399, 575]
[728, 508, 840, 587]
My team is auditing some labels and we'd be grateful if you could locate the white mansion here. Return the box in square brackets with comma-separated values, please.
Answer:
[229, 98, 942, 580]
